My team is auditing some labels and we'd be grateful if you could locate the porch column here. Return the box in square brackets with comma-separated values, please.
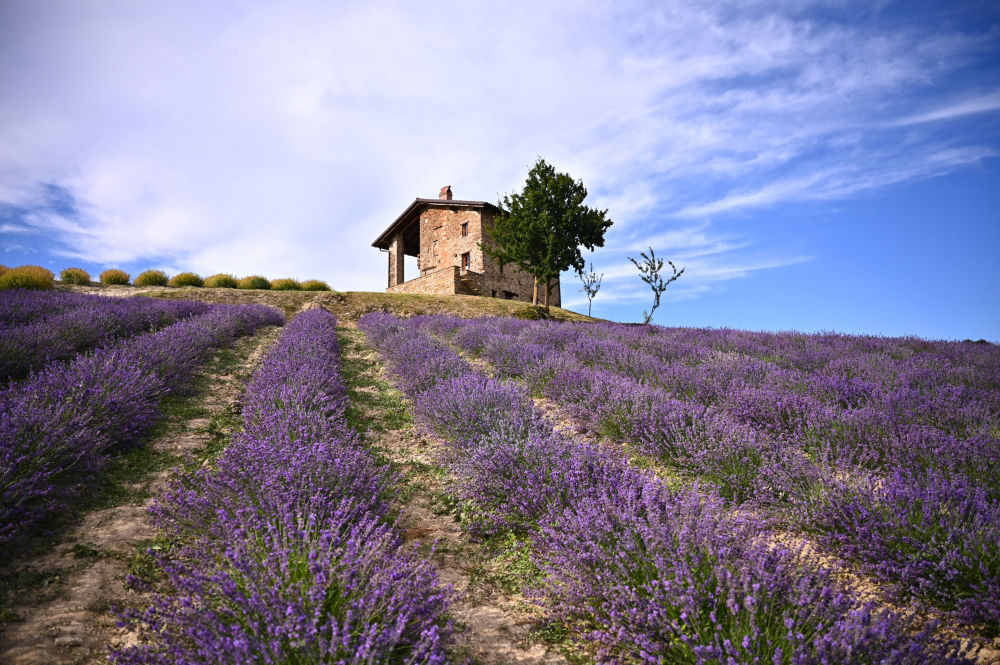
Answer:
[388, 232, 405, 288]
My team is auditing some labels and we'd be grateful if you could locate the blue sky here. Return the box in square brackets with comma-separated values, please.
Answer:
[1, 0, 998, 340]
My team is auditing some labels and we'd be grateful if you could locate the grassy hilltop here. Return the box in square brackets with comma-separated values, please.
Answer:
[63, 281, 597, 322]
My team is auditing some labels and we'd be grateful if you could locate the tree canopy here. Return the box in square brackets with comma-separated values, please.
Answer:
[483, 158, 613, 307]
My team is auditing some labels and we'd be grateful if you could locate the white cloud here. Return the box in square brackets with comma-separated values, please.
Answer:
[887, 91, 1000, 126]
[0, 0, 996, 294]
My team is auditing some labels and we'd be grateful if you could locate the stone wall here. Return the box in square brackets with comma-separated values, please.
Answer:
[388, 266, 460, 296]
[418, 207, 485, 276]
[385, 203, 562, 307]
[478, 211, 562, 306]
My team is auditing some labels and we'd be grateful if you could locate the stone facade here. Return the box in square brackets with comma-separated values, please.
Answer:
[372, 187, 561, 306]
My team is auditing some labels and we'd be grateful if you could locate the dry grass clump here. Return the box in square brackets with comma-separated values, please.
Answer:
[204, 273, 239, 288]
[59, 267, 91, 285]
[134, 269, 169, 286]
[270, 278, 302, 291]
[0, 265, 56, 290]
[238, 275, 271, 290]
[100, 269, 131, 285]
[168, 272, 204, 287]
[0, 265, 8, 277]
[300, 279, 332, 291]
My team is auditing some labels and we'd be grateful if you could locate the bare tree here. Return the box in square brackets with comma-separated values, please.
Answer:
[577, 262, 603, 317]
[628, 247, 684, 324]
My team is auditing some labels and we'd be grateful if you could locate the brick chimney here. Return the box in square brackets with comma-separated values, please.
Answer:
[439, 185, 453, 200]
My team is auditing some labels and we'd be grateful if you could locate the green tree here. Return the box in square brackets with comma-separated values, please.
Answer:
[628, 247, 684, 324]
[483, 158, 613, 309]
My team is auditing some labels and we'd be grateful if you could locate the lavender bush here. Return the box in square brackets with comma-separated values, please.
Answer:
[813, 469, 1000, 632]
[0, 294, 209, 381]
[361, 312, 969, 661]
[0, 302, 282, 550]
[0, 288, 103, 329]
[537, 480, 960, 665]
[116, 309, 450, 665]
[426, 316, 998, 637]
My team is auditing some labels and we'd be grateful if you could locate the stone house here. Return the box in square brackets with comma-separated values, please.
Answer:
[371, 186, 561, 306]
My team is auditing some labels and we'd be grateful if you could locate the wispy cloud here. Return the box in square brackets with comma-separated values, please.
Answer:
[0, 0, 996, 296]
[888, 91, 1000, 127]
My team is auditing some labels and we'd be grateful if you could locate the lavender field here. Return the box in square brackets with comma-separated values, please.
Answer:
[2, 289, 998, 664]
[1, 290, 282, 549]
[360, 312, 999, 664]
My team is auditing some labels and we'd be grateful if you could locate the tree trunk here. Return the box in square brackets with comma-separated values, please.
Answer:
[543, 278, 551, 312]
[532, 277, 538, 306]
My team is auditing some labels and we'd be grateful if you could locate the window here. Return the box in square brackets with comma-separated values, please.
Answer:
[461, 222, 468, 237]
[461, 252, 470, 270]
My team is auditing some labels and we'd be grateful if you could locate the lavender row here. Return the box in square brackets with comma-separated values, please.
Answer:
[424, 316, 1000, 634]
[0, 294, 211, 382]
[0, 303, 283, 551]
[428, 316, 999, 489]
[359, 312, 965, 664]
[0, 288, 102, 329]
[114, 309, 450, 665]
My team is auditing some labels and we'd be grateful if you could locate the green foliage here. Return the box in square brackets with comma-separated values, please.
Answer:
[204, 273, 239, 288]
[514, 305, 553, 320]
[300, 279, 332, 291]
[168, 272, 204, 287]
[59, 267, 91, 285]
[480, 532, 540, 593]
[69, 542, 101, 559]
[0, 265, 55, 290]
[134, 269, 169, 286]
[100, 269, 131, 285]
[270, 278, 302, 291]
[627, 247, 684, 325]
[483, 157, 612, 307]
[238, 275, 271, 290]
[336, 328, 413, 434]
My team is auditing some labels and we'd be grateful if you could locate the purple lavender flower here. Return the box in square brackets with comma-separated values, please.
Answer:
[0, 302, 282, 551]
[117, 309, 451, 664]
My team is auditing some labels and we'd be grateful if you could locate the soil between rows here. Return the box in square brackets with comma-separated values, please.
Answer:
[0, 325, 282, 665]
[336, 322, 569, 665]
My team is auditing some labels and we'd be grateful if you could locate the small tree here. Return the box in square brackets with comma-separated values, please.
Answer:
[577, 262, 603, 317]
[628, 247, 684, 325]
[483, 158, 613, 310]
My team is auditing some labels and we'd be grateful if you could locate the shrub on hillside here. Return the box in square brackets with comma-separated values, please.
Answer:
[300, 279, 332, 291]
[100, 269, 131, 285]
[168, 272, 204, 288]
[0, 265, 8, 277]
[238, 275, 270, 290]
[0, 265, 55, 291]
[204, 273, 239, 288]
[59, 267, 91, 285]
[270, 278, 301, 291]
[134, 270, 169, 287]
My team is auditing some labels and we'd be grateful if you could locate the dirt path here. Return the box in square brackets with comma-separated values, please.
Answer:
[0, 325, 282, 665]
[337, 323, 567, 665]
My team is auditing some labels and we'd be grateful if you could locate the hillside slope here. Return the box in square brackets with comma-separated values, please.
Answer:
[62, 283, 598, 321]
